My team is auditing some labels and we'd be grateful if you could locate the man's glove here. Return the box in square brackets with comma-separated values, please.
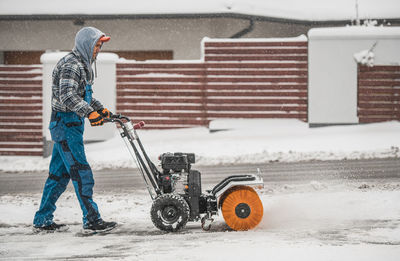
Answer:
[88, 111, 104, 126]
[97, 108, 113, 119]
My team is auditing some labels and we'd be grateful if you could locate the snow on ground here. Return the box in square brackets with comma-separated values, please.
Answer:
[1, 119, 399, 172]
[0, 181, 399, 260]
[1, 120, 399, 260]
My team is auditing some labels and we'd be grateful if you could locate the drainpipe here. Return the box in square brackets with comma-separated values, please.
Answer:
[230, 19, 255, 38]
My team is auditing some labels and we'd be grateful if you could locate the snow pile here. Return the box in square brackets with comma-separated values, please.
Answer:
[362, 19, 379, 27]
[353, 41, 378, 66]
[354, 49, 375, 66]
[1, 119, 400, 172]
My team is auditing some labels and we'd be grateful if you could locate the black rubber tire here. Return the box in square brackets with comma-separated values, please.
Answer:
[150, 194, 190, 232]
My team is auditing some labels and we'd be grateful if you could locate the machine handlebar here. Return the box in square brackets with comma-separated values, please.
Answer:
[133, 121, 145, 130]
[104, 114, 145, 129]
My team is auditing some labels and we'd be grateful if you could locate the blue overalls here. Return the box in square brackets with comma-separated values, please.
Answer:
[33, 85, 101, 227]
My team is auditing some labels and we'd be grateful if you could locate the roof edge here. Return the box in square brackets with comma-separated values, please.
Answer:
[1, 12, 395, 26]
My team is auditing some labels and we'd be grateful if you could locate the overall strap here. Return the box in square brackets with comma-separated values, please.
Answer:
[84, 84, 93, 104]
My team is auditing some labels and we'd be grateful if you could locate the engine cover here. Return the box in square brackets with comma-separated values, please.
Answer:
[160, 152, 195, 172]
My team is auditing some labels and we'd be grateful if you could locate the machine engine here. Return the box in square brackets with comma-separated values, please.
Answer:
[157, 152, 195, 193]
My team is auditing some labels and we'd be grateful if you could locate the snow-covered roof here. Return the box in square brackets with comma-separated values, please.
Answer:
[308, 26, 400, 39]
[1, 0, 399, 22]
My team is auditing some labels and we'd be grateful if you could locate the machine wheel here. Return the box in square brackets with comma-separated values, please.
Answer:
[220, 186, 263, 231]
[150, 194, 190, 232]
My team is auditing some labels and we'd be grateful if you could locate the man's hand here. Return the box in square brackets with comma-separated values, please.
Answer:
[97, 108, 113, 119]
[88, 111, 104, 126]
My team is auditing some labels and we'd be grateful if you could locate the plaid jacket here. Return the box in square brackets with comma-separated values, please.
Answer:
[51, 50, 103, 117]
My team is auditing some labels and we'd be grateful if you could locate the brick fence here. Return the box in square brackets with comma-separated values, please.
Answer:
[358, 65, 400, 123]
[116, 39, 308, 129]
[0, 65, 43, 156]
[2, 40, 398, 156]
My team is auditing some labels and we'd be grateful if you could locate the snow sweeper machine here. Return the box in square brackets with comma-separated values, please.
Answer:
[106, 114, 264, 232]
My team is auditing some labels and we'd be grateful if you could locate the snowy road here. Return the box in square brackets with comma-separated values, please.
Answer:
[0, 159, 399, 260]
[1, 158, 399, 194]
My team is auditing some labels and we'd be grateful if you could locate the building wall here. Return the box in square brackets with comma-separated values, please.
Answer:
[0, 18, 314, 61]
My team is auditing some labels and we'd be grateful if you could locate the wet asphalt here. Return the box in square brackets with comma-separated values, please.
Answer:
[0, 158, 399, 195]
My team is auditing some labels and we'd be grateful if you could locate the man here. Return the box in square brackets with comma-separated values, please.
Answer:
[33, 27, 117, 232]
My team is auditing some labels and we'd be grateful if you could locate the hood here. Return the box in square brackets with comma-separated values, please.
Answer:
[72, 27, 105, 81]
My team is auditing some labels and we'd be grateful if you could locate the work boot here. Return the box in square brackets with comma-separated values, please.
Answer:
[83, 219, 117, 232]
[33, 222, 68, 232]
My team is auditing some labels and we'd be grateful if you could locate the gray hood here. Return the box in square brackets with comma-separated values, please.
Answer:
[72, 27, 105, 81]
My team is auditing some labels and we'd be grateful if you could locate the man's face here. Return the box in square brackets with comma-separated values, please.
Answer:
[92, 39, 103, 60]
